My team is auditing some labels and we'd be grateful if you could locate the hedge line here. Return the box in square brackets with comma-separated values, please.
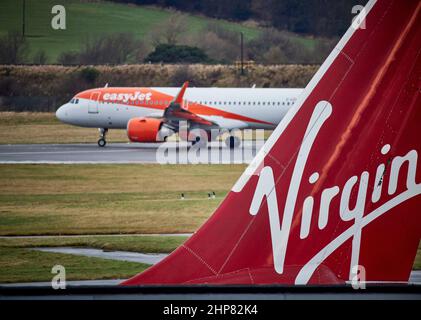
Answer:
[0, 64, 319, 111]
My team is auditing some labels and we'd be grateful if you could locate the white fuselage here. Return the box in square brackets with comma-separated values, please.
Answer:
[56, 87, 303, 130]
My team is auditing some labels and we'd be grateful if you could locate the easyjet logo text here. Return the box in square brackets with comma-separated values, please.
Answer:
[102, 91, 152, 103]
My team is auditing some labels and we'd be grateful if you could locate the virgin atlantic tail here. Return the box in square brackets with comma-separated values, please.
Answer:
[123, 0, 421, 285]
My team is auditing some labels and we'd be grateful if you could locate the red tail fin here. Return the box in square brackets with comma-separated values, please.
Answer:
[123, 0, 421, 285]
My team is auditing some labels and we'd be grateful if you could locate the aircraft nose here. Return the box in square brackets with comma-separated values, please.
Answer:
[55, 104, 68, 122]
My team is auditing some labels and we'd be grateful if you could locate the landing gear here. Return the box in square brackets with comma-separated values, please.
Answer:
[225, 135, 241, 149]
[98, 128, 108, 147]
[98, 138, 106, 147]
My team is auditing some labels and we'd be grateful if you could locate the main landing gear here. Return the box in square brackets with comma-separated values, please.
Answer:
[98, 128, 108, 147]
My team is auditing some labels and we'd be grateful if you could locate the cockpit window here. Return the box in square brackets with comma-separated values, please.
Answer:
[75, 99, 79, 104]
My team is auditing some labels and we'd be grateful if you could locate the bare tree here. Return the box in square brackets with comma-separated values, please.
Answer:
[57, 51, 79, 65]
[184, 22, 239, 63]
[150, 12, 188, 46]
[33, 50, 48, 65]
[247, 28, 317, 64]
[78, 33, 140, 64]
[262, 46, 288, 64]
[0, 31, 29, 64]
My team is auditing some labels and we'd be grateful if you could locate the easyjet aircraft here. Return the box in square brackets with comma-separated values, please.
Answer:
[123, 0, 421, 285]
[56, 85, 302, 147]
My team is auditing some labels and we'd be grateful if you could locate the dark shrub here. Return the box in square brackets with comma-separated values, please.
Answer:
[80, 67, 100, 83]
[145, 44, 210, 64]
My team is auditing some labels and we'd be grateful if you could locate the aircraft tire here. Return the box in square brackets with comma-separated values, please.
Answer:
[98, 138, 107, 147]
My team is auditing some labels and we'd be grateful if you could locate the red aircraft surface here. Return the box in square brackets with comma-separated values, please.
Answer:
[123, 0, 421, 285]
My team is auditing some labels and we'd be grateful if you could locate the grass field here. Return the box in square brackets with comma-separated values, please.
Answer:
[415, 248, 421, 270]
[0, 162, 239, 282]
[0, 112, 128, 144]
[0, 0, 263, 63]
[0, 235, 186, 283]
[0, 247, 148, 283]
[0, 163, 245, 235]
[0, 112, 274, 144]
[0, 0, 321, 63]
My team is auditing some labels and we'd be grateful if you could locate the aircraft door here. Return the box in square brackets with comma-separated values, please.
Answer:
[88, 92, 100, 114]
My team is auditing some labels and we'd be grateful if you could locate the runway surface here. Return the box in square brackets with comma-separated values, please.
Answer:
[0, 142, 261, 164]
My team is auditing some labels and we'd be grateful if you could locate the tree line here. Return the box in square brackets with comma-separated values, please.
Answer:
[0, 18, 336, 65]
[111, 0, 367, 37]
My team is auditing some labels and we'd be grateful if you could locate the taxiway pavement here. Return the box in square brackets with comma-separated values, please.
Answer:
[0, 142, 260, 164]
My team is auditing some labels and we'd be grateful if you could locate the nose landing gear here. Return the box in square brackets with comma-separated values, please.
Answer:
[98, 128, 108, 147]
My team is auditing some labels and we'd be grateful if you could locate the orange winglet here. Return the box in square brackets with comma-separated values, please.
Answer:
[174, 81, 189, 104]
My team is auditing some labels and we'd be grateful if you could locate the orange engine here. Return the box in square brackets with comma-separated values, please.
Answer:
[127, 117, 166, 142]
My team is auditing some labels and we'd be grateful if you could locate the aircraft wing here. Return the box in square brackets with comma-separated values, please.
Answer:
[162, 81, 214, 126]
